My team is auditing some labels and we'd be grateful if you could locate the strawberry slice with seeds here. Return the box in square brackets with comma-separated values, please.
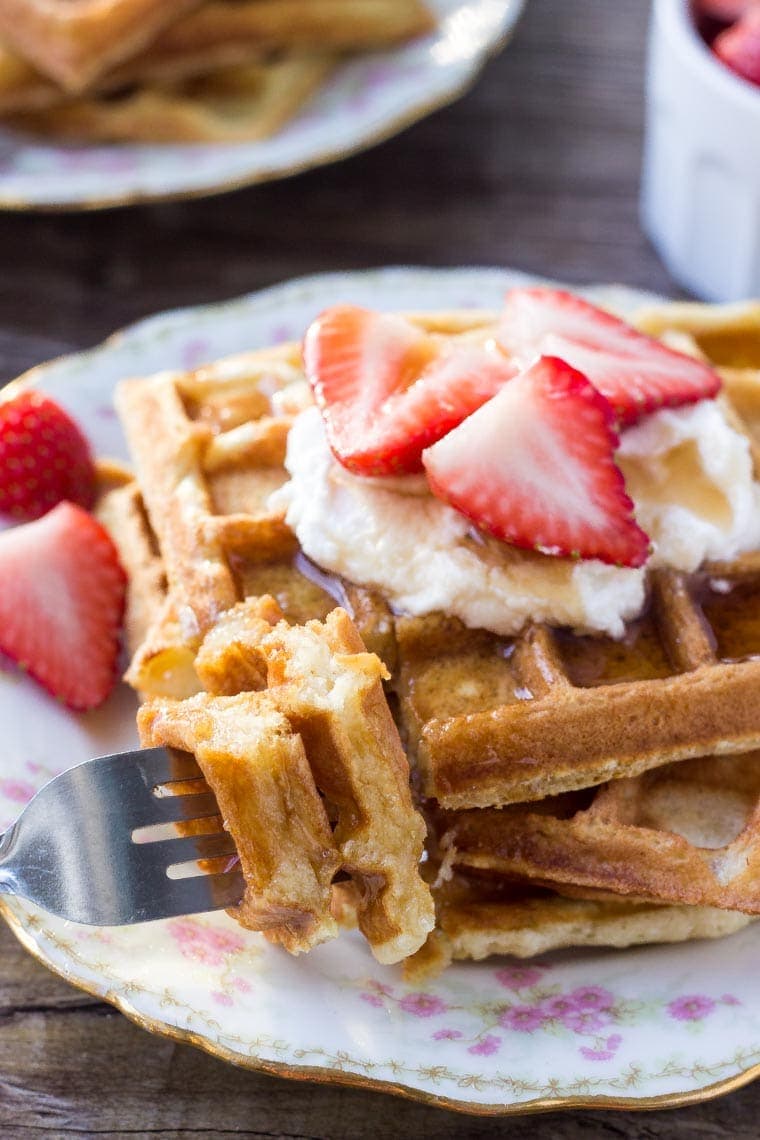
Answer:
[0, 390, 96, 521]
[0, 502, 126, 710]
[714, 10, 760, 85]
[303, 305, 517, 475]
[498, 288, 720, 426]
[423, 356, 651, 568]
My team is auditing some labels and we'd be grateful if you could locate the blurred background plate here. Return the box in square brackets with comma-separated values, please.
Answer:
[0, 0, 525, 212]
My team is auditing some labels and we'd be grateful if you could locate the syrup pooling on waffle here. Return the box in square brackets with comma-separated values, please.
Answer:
[398, 562, 760, 808]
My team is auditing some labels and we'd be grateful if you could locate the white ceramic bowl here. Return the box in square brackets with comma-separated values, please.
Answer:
[641, 0, 760, 301]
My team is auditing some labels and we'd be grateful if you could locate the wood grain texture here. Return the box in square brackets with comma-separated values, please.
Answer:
[0, 0, 756, 1133]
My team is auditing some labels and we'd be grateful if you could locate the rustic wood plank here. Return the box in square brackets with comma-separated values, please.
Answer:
[0, 0, 754, 1133]
[2, 921, 760, 1139]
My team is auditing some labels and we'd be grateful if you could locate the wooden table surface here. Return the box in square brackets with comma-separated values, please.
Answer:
[0, 0, 757, 1135]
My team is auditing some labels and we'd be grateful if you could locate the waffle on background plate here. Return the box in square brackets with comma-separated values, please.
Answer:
[0, 0, 435, 142]
[98, 296, 760, 974]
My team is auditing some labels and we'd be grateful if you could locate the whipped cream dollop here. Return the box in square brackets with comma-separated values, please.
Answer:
[270, 400, 760, 639]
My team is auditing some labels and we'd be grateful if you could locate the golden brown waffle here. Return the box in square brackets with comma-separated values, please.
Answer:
[107, 295, 760, 968]
[96, 480, 167, 664]
[402, 872, 753, 978]
[114, 350, 356, 685]
[0, 0, 434, 113]
[138, 598, 434, 962]
[146, 0, 435, 60]
[635, 299, 760, 369]
[139, 690, 342, 954]
[395, 560, 760, 808]
[11, 54, 337, 144]
[0, 0, 200, 92]
[435, 749, 760, 914]
[113, 317, 491, 696]
[113, 303, 760, 806]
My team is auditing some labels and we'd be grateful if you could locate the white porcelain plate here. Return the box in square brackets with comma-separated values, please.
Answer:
[0, 0, 524, 211]
[2, 267, 759, 1116]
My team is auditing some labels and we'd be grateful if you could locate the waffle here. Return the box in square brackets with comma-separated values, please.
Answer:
[0, 0, 199, 92]
[431, 746, 760, 913]
[140, 688, 342, 954]
[114, 0, 433, 93]
[113, 302, 760, 789]
[0, 0, 433, 115]
[395, 557, 760, 808]
[0, 0, 434, 124]
[106, 295, 760, 967]
[139, 599, 434, 962]
[11, 54, 337, 144]
[402, 872, 753, 977]
[113, 316, 491, 695]
[95, 479, 167, 665]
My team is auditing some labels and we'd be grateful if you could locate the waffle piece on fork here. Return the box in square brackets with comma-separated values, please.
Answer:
[139, 598, 435, 962]
[139, 690, 342, 953]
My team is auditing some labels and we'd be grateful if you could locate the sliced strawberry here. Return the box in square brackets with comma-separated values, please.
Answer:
[498, 288, 720, 426]
[0, 390, 96, 521]
[423, 356, 650, 568]
[303, 305, 516, 475]
[714, 9, 760, 85]
[0, 502, 126, 710]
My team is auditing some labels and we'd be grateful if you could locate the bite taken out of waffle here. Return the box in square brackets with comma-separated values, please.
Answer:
[100, 288, 760, 972]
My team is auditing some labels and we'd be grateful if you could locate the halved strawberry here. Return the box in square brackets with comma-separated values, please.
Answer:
[0, 390, 96, 521]
[714, 9, 760, 85]
[0, 502, 126, 710]
[422, 356, 650, 568]
[303, 305, 517, 475]
[498, 288, 720, 426]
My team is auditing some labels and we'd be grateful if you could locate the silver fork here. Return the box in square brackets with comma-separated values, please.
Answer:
[0, 748, 244, 925]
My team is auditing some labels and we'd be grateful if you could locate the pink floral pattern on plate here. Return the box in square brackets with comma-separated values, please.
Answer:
[359, 968, 740, 1065]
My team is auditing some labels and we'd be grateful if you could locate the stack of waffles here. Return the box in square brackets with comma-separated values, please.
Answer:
[100, 296, 760, 973]
[0, 0, 434, 142]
